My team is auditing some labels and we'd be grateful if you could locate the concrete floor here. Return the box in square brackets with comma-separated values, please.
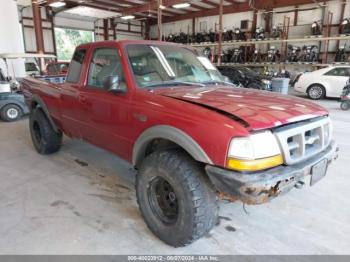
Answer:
[0, 95, 349, 255]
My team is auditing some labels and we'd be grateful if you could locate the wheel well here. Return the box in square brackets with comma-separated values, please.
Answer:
[136, 138, 195, 168]
[0, 103, 23, 113]
[145, 138, 183, 158]
[307, 83, 326, 96]
[31, 100, 39, 110]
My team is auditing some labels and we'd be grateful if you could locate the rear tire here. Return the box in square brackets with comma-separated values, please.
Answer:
[307, 84, 325, 100]
[29, 108, 62, 154]
[0, 104, 22, 122]
[340, 101, 350, 111]
[136, 149, 218, 247]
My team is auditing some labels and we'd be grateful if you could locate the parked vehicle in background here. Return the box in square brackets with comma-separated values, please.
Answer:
[287, 45, 301, 62]
[217, 65, 272, 90]
[22, 40, 337, 247]
[301, 45, 318, 63]
[44, 61, 70, 76]
[25, 61, 40, 76]
[270, 24, 283, 38]
[266, 46, 279, 63]
[340, 18, 350, 35]
[294, 66, 350, 99]
[253, 27, 265, 40]
[335, 45, 347, 62]
[0, 53, 56, 121]
[340, 77, 350, 110]
[311, 20, 322, 36]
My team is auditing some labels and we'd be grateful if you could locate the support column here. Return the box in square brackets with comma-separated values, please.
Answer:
[157, 0, 162, 40]
[217, 0, 223, 65]
[110, 18, 116, 40]
[293, 6, 299, 26]
[192, 18, 195, 35]
[103, 19, 109, 40]
[32, 0, 45, 69]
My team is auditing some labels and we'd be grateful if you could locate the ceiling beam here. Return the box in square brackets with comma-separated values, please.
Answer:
[159, 0, 326, 23]
[92, 0, 139, 7]
[121, 0, 190, 15]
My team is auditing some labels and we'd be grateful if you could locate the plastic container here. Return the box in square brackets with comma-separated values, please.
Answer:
[271, 78, 289, 94]
[0, 81, 11, 93]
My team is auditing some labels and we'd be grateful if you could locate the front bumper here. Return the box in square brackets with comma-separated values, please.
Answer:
[205, 141, 338, 205]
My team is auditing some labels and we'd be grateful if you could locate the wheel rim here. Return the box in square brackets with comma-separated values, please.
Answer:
[309, 86, 323, 99]
[33, 121, 42, 144]
[147, 177, 179, 225]
[6, 108, 19, 119]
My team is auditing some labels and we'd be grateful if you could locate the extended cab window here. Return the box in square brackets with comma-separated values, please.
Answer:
[66, 49, 86, 83]
[87, 47, 124, 89]
[324, 68, 350, 77]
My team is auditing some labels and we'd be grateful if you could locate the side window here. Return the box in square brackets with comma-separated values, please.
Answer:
[66, 49, 86, 83]
[87, 47, 123, 89]
[324, 68, 348, 77]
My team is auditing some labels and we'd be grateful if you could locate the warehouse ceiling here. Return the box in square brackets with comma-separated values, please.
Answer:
[21, 0, 327, 22]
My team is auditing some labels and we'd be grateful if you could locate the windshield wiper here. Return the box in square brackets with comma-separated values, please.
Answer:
[201, 80, 235, 86]
[145, 81, 205, 88]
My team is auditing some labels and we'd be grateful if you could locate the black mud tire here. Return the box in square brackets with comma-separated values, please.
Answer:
[29, 108, 62, 154]
[0, 104, 22, 122]
[340, 101, 350, 111]
[136, 149, 218, 247]
[307, 84, 325, 100]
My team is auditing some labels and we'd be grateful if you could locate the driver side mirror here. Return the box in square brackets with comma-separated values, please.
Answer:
[103, 75, 125, 93]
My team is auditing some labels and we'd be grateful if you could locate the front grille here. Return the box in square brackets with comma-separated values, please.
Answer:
[274, 117, 332, 165]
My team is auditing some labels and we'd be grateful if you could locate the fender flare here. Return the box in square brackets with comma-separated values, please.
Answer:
[132, 125, 213, 167]
[31, 94, 59, 133]
[0, 99, 27, 113]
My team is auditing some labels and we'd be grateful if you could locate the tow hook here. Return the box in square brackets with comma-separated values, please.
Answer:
[294, 181, 305, 189]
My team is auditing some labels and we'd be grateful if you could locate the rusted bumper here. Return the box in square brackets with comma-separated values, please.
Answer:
[205, 141, 338, 205]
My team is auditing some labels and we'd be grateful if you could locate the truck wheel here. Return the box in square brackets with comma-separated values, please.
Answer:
[307, 84, 325, 100]
[0, 104, 22, 122]
[29, 108, 62, 154]
[136, 149, 218, 247]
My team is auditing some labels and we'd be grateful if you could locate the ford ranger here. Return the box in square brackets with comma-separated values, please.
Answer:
[22, 40, 338, 247]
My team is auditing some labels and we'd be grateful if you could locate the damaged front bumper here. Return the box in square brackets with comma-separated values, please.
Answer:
[205, 141, 338, 205]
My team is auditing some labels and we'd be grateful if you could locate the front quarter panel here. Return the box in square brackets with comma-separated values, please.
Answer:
[128, 89, 250, 168]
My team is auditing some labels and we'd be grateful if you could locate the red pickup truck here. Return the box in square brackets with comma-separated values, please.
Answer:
[22, 40, 338, 247]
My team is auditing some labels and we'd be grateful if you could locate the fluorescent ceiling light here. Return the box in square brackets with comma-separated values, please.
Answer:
[121, 15, 135, 20]
[172, 3, 190, 9]
[49, 1, 66, 8]
[159, 5, 166, 10]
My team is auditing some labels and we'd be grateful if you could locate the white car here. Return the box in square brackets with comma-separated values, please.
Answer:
[294, 66, 350, 99]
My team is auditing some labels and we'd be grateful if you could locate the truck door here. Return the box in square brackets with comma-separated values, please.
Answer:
[60, 48, 87, 138]
[78, 46, 132, 160]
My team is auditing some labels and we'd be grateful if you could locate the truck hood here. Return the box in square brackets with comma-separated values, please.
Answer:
[155, 86, 328, 130]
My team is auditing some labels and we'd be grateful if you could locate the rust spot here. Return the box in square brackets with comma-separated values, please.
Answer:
[218, 192, 239, 202]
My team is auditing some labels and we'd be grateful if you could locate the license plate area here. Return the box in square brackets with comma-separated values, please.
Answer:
[310, 159, 328, 186]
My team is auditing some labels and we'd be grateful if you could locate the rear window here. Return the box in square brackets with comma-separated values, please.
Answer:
[66, 49, 86, 83]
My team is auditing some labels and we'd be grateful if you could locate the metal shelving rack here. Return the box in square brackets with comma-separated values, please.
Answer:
[190, 35, 350, 48]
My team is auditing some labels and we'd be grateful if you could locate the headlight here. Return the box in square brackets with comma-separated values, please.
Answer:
[227, 131, 283, 171]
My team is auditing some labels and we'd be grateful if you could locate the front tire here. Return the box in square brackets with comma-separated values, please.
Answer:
[307, 84, 325, 100]
[29, 108, 62, 154]
[136, 150, 218, 247]
[0, 104, 22, 122]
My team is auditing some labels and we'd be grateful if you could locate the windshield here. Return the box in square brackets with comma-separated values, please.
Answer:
[126, 44, 226, 88]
